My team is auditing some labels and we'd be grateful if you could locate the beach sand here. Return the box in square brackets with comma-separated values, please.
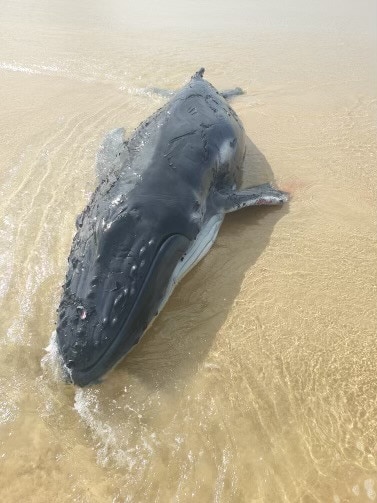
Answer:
[0, 0, 376, 501]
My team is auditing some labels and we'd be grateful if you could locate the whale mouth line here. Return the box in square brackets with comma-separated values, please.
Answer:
[67, 232, 190, 385]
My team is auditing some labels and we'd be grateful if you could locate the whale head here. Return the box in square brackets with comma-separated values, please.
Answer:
[56, 196, 191, 386]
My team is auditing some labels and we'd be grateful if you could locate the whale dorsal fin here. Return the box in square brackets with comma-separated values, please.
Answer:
[96, 128, 129, 181]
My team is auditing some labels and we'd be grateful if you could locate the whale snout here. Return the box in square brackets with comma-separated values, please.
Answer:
[56, 231, 190, 386]
[57, 282, 140, 386]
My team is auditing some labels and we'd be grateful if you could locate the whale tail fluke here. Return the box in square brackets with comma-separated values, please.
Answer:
[193, 67, 205, 79]
[220, 87, 244, 99]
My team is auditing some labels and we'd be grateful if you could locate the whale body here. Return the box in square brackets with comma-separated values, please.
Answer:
[56, 68, 288, 386]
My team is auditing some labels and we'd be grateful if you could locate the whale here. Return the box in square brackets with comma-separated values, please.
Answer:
[56, 68, 288, 386]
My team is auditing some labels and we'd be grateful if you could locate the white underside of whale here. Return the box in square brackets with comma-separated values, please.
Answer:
[154, 213, 225, 320]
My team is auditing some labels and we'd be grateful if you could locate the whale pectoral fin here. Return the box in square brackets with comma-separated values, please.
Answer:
[218, 183, 289, 213]
[220, 88, 245, 99]
[96, 128, 129, 181]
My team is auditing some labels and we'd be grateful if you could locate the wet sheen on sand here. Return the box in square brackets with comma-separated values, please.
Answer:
[0, 0, 376, 501]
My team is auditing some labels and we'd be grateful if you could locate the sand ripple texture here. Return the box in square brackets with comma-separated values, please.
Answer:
[0, 0, 376, 501]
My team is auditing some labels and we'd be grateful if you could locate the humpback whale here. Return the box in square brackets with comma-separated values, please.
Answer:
[56, 68, 288, 386]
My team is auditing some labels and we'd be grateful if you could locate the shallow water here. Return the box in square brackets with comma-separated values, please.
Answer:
[0, 0, 376, 501]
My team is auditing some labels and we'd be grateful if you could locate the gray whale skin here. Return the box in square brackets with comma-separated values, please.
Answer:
[56, 68, 288, 386]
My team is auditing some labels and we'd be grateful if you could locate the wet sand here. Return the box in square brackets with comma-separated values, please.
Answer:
[0, 0, 376, 501]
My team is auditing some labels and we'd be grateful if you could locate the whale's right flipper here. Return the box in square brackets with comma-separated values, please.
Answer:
[96, 128, 129, 181]
[217, 183, 289, 213]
